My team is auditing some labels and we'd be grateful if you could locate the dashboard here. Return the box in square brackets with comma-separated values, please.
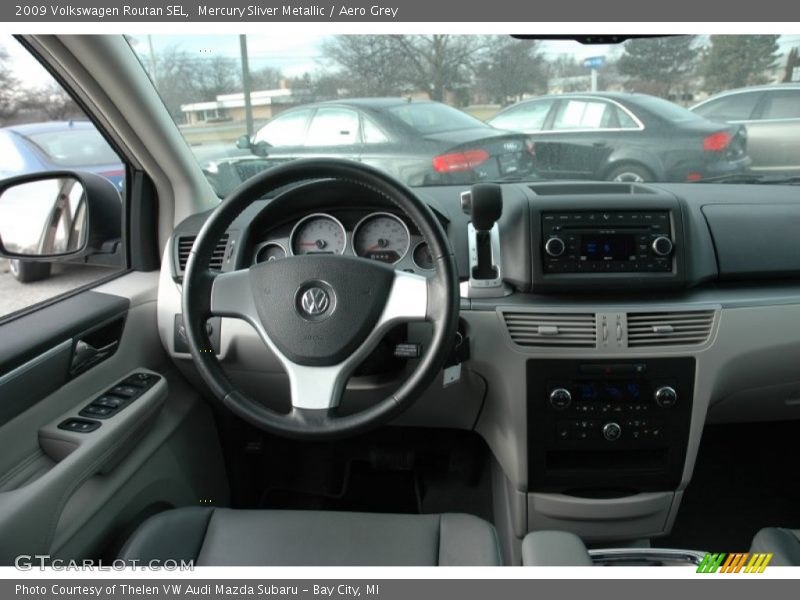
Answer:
[157, 175, 800, 553]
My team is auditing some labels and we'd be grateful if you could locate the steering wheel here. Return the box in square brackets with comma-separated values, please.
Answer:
[182, 159, 459, 439]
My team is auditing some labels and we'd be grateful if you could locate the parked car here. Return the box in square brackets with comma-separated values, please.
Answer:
[690, 84, 800, 176]
[487, 92, 750, 183]
[211, 98, 535, 194]
[0, 120, 124, 282]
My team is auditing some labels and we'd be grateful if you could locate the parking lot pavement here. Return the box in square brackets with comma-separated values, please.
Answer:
[0, 258, 117, 319]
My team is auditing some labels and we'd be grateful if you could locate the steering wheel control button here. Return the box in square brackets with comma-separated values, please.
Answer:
[602, 421, 623, 442]
[654, 386, 678, 408]
[549, 387, 572, 410]
[295, 281, 336, 322]
[58, 418, 101, 433]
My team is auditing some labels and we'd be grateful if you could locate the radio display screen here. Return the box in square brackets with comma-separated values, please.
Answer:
[579, 234, 636, 261]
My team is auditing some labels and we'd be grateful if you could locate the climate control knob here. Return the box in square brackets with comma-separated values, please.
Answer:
[602, 422, 622, 442]
[651, 236, 674, 257]
[654, 386, 678, 408]
[549, 387, 572, 410]
[545, 237, 566, 257]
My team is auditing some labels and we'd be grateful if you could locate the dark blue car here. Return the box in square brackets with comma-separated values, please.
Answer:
[0, 120, 124, 282]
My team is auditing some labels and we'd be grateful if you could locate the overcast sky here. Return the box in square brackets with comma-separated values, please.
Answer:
[4, 34, 800, 90]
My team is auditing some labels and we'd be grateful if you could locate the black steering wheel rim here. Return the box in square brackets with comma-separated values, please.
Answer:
[181, 158, 459, 440]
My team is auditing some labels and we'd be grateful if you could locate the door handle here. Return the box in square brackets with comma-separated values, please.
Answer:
[71, 340, 119, 375]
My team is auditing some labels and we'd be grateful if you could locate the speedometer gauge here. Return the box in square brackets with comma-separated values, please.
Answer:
[353, 213, 411, 264]
[290, 214, 346, 256]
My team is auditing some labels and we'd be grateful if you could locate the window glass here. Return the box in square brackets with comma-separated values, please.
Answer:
[305, 108, 359, 146]
[694, 93, 761, 121]
[553, 100, 613, 130]
[0, 35, 125, 320]
[760, 91, 800, 119]
[490, 100, 553, 131]
[253, 109, 312, 146]
[363, 118, 389, 144]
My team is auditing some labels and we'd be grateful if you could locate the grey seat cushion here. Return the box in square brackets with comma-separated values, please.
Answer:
[118, 507, 502, 566]
[750, 527, 800, 566]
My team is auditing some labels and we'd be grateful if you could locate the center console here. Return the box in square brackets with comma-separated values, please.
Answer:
[527, 358, 695, 494]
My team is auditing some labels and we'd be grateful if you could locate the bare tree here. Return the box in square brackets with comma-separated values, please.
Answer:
[250, 66, 283, 90]
[18, 83, 82, 120]
[321, 36, 412, 97]
[0, 46, 19, 122]
[196, 55, 240, 101]
[389, 35, 480, 102]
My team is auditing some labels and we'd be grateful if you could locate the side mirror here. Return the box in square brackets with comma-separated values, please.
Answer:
[236, 134, 251, 150]
[0, 171, 121, 262]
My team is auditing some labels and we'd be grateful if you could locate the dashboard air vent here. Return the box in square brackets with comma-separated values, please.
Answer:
[502, 312, 597, 348]
[627, 310, 714, 347]
[176, 233, 229, 275]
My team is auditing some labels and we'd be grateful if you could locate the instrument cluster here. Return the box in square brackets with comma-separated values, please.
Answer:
[251, 210, 435, 273]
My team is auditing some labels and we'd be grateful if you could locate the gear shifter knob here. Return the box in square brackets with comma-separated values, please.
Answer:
[468, 183, 503, 231]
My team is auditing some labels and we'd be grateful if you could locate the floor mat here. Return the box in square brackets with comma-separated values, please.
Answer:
[659, 421, 800, 551]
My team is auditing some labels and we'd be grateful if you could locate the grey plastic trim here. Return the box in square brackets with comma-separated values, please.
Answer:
[589, 547, 707, 566]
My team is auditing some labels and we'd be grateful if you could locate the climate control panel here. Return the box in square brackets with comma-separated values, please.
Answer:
[527, 358, 695, 493]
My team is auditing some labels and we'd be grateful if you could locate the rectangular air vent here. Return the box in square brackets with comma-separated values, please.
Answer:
[502, 312, 597, 348]
[176, 234, 229, 275]
[627, 310, 714, 347]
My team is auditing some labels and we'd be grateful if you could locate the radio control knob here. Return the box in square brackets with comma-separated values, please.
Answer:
[545, 237, 566, 257]
[549, 387, 572, 409]
[654, 386, 678, 408]
[651, 236, 674, 257]
[602, 422, 622, 442]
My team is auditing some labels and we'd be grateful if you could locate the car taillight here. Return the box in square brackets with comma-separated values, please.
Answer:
[432, 149, 489, 173]
[703, 131, 733, 152]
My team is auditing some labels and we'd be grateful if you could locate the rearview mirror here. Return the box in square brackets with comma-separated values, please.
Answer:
[0, 171, 121, 262]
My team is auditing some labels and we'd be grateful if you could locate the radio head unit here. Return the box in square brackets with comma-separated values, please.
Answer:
[542, 210, 673, 274]
[530, 195, 686, 291]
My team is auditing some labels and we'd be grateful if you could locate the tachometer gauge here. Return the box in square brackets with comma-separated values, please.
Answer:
[254, 242, 287, 264]
[412, 242, 434, 271]
[290, 214, 346, 256]
[353, 213, 411, 264]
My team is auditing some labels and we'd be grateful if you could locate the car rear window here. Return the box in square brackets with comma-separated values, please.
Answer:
[693, 92, 761, 121]
[24, 128, 120, 167]
[387, 103, 487, 135]
[760, 90, 800, 119]
[634, 95, 705, 123]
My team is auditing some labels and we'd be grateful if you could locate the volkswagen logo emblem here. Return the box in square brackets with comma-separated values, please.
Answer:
[295, 281, 336, 321]
[301, 287, 329, 315]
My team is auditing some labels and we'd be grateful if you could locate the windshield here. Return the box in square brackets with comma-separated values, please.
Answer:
[127, 34, 800, 195]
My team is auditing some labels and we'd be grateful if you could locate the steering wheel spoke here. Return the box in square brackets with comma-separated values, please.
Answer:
[209, 268, 257, 320]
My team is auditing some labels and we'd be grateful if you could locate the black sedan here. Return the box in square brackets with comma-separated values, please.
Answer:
[488, 92, 750, 183]
[208, 99, 535, 193]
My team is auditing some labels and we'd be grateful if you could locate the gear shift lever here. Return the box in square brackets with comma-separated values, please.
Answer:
[463, 183, 503, 280]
